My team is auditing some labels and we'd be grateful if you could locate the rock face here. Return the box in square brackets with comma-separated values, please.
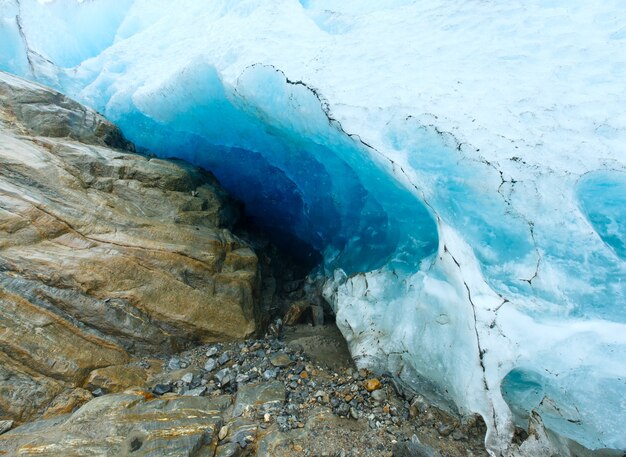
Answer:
[0, 71, 259, 423]
[0, 392, 228, 456]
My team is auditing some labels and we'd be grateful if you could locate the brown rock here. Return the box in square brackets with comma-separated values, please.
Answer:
[0, 351, 65, 422]
[0, 393, 229, 456]
[0, 71, 260, 423]
[364, 378, 382, 392]
[43, 388, 93, 418]
[85, 365, 148, 393]
[0, 288, 129, 384]
[283, 300, 311, 325]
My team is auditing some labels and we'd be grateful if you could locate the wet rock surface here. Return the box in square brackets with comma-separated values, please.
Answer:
[0, 71, 259, 424]
[0, 392, 227, 456]
[0, 323, 489, 456]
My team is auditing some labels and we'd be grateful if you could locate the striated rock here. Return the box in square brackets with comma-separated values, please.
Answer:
[0, 420, 13, 435]
[233, 381, 285, 417]
[0, 350, 65, 423]
[0, 392, 229, 456]
[41, 388, 93, 419]
[256, 408, 343, 456]
[85, 365, 148, 394]
[0, 71, 260, 423]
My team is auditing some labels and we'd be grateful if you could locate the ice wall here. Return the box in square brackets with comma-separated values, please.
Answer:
[1, 0, 625, 454]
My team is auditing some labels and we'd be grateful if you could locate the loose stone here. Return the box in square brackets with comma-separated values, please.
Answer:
[263, 369, 277, 380]
[364, 378, 382, 392]
[218, 425, 229, 441]
[92, 388, 107, 397]
[218, 353, 231, 366]
[168, 358, 181, 371]
[371, 389, 387, 402]
[0, 420, 14, 435]
[236, 373, 250, 384]
[204, 358, 217, 372]
[185, 386, 207, 396]
[269, 352, 292, 367]
[152, 384, 172, 395]
[215, 368, 232, 387]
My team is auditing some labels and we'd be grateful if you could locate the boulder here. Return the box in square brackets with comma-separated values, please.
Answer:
[0, 71, 260, 423]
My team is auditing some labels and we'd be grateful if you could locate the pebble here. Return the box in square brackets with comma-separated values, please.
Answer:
[206, 346, 219, 357]
[167, 358, 181, 371]
[277, 416, 289, 431]
[185, 386, 207, 397]
[269, 352, 292, 367]
[218, 425, 229, 441]
[371, 389, 387, 402]
[236, 373, 250, 384]
[336, 403, 350, 417]
[364, 378, 382, 392]
[181, 373, 193, 384]
[215, 368, 232, 386]
[204, 358, 217, 372]
[263, 369, 277, 380]
[410, 395, 429, 416]
[218, 352, 231, 366]
[152, 384, 172, 395]
[438, 423, 455, 437]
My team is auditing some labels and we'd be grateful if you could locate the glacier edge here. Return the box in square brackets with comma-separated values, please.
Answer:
[1, 0, 625, 454]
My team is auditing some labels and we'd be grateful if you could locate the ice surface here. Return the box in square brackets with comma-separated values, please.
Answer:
[1, 0, 625, 454]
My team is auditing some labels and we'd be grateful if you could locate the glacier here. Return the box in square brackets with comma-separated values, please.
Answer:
[1, 0, 625, 454]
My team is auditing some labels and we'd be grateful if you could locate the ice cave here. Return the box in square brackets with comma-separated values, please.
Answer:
[0, 0, 624, 455]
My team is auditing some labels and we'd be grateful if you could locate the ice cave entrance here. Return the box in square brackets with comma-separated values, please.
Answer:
[115, 64, 440, 275]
